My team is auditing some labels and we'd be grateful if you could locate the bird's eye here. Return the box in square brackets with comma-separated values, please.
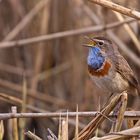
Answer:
[98, 41, 104, 46]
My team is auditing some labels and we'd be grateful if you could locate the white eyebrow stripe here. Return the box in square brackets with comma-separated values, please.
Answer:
[92, 39, 105, 43]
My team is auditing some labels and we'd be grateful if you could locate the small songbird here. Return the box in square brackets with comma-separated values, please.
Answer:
[84, 36, 140, 96]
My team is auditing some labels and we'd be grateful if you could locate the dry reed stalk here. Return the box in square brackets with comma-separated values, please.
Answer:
[58, 114, 62, 140]
[0, 121, 4, 140]
[3, 0, 49, 41]
[25, 131, 42, 140]
[75, 105, 79, 140]
[0, 92, 85, 130]
[21, 76, 27, 112]
[113, 11, 140, 52]
[58, 116, 69, 140]
[134, 120, 140, 127]
[47, 128, 58, 140]
[81, 3, 100, 23]
[0, 18, 136, 48]
[128, 122, 136, 140]
[0, 93, 21, 105]
[89, 0, 140, 19]
[9, 0, 25, 18]
[127, 108, 136, 140]
[1, 110, 140, 120]
[34, 61, 71, 81]
[90, 126, 140, 140]
[0, 92, 46, 113]
[11, 106, 19, 140]
[0, 78, 72, 108]
[30, 0, 50, 106]
[61, 116, 69, 140]
[7, 119, 13, 140]
[0, 62, 32, 77]
[114, 92, 128, 132]
[74, 94, 122, 140]
[19, 76, 27, 140]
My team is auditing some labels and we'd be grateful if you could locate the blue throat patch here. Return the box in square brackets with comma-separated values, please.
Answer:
[87, 47, 105, 70]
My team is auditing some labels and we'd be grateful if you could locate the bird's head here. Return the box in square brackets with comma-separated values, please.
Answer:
[84, 36, 112, 70]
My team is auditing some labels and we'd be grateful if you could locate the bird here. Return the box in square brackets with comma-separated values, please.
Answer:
[84, 36, 140, 96]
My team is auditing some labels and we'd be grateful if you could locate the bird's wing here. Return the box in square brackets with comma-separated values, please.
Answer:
[114, 54, 139, 90]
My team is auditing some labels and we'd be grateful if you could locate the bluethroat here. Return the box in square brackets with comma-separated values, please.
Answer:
[84, 36, 140, 96]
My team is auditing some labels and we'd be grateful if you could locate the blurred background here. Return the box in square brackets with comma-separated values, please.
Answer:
[0, 0, 140, 139]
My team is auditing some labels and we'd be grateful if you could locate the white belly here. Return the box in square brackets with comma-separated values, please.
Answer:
[91, 72, 129, 94]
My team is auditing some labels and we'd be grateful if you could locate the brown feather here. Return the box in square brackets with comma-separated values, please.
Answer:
[88, 61, 111, 77]
[114, 54, 140, 95]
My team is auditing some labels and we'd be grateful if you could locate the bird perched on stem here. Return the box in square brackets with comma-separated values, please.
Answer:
[84, 36, 140, 96]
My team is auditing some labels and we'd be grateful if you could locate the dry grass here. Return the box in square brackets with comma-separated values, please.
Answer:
[0, 0, 140, 139]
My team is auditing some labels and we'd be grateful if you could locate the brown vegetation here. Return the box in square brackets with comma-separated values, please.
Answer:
[0, 0, 140, 139]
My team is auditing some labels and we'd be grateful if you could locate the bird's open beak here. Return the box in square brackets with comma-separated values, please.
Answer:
[82, 44, 94, 48]
[83, 36, 97, 48]
[82, 41, 97, 48]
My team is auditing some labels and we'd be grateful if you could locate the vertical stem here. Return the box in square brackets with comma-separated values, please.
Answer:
[19, 75, 27, 140]
[75, 105, 79, 139]
[114, 92, 128, 132]
[12, 106, 19, 140]
[0, 121, 4, 140]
